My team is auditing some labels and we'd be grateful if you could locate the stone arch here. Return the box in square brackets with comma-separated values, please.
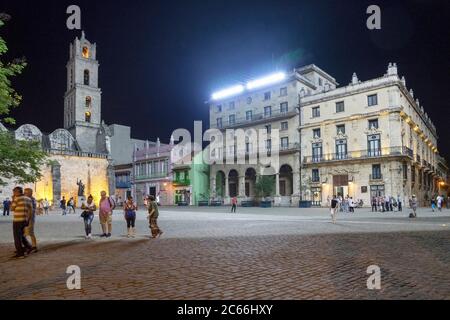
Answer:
[245, 167, 257, 197]
[49, 129, 79, 151]
[15, 124, 43, 142]
[279, 164, 293, 196]
[228, 169, 239, 197]
[215, 170, 226, 198]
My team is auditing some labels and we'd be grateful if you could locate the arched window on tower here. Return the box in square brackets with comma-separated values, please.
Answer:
[85, 96, 92, 108]
[82, 46, 89, 58]
[84, 69, 90, 86]
[85, 111, 91, 123]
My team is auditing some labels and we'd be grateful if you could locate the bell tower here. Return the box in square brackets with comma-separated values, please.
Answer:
[64, 31, 102, 153]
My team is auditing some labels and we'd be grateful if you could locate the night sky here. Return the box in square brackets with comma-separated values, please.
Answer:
[2, 0, 450, 160]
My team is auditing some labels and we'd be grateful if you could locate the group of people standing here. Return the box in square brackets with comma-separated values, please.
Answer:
[78, 192, 163, 240]
[371, 195, 403, 212]
[430, 195, 447, 212]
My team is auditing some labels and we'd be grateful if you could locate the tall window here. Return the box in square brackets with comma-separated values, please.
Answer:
[281, 137, 289, 150]
[313, 128, 321, 138]
[228, 114, 236, 125]
[265, 124, 271, 134]
[228, 101, 235, 110]
[336, 101, 345, 113]
[372, 164, 382, 179]
[216, 118, 222, 128]
[246, 110, 252, 121]
[312, 106, 320, 118]
[368, 119, 379, 129]
[312, 169, 320, 182]
[367, 134, 381, 156]
[83, 69, 90, 86]
[82, 46, 89, 58]
[216, 104, 222, 112]
[368, 94, 378, 106]
[280, 102, 288, 113]
[336, 124, 345, 135]
[266, 139, 272, 151]
[335, 139, 348, 159]
[264, 92, 271, 100]
[280, 87, 287, 96]
[85, 96, 92, 108]
[312, 143, 323, 162]
[264, 106, 272, 117]
[281, 121, 288, 131]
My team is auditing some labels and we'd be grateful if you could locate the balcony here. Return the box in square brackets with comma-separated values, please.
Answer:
[116, 181, 131, 189]
[215, 143, 300, 160]
[416, 154, 421, 164]
[303, 146, 414, 165]
[134, 172, 168, 181]
[173, 178, 191, 186]
[369, 174, 383, 181]
[212, 109, 297, 129]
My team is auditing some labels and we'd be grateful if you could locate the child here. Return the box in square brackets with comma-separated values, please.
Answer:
[147, 195, 163, 238]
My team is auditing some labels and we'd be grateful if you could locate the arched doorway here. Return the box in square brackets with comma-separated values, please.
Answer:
[228, 169, 239, 197]
[279, 164, 293, 196]
[216, 171, 225, 198]
[245, 168, 257, 197]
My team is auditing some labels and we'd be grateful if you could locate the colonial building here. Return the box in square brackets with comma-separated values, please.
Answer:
[300, 63, 445, 206]
[208, 65, 337, 206]
[0, 32, 113, 204]
[132, 139, 174, 206]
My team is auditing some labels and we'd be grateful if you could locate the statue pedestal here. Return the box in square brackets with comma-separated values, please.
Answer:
[77, 196, 86, 208]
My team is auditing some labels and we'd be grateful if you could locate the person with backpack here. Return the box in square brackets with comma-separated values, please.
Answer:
[98, 191, 116, 238]
[148, 195, 163, 238]
[124, 196, 137, 238]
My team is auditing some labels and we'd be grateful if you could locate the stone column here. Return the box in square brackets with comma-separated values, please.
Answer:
[210, 176, 216, 198]
[275, 173, 280, 196]
[291, 171, 301, 206]
[239, 175, 246, 198]
[225, 176, 230, 204]
[51, 161, 61, 206]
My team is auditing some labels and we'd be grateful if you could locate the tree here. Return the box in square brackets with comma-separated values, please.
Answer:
[0, 14, 48, 185]
[255, 175, 275, 199]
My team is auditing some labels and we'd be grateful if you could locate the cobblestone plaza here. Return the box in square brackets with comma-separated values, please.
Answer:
[0, 207, 449, 299]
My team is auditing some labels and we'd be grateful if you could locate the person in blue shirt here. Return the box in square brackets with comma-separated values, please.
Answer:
[3, 198, 11, 216]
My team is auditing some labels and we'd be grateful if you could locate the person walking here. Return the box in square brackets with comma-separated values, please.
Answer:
[148, 195, 163, 238]
[68, 197, 76, 214]
[99, 191, 115, 238]
[80, 195, 96, 239]
[124, 196, 137, 238]
[431, 197, 436, 212]
[60, 196, 67, 215]
[11, 187, 33, 259]
[231, 196, 237, 213]
[397, 195, 403, 212]
[23, 188, 38, 253]
[447, 195, 450, 210]
[42, 198, 50, 215]
[371, 196, 377, 212]
[348, 197, 354, 213]
[436, 195, 443, 212]
[410, 194, 418, 218]
[379, 195, 385, 212]
[384, 195, 390, 212]
[3, 198, 11, 216]
[330, 195, 339, 224]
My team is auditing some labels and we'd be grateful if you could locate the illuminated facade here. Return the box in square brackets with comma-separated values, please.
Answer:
[300, 63, 446, 206]
[208, 65, 337, 206]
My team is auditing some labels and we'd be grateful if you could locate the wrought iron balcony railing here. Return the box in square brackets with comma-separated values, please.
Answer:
[369, 174, 383, 181]
[303, 146, 414, 164]
[134, 172, 168, 181]
[212, 109, 297, 129]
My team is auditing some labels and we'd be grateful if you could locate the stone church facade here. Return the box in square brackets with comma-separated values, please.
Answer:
[0, 32, 115, 206]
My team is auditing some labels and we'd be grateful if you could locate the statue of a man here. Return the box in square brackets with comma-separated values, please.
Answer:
[77, 179, 85, 197]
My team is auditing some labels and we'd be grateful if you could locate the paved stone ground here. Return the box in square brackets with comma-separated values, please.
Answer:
[0, 207, 449, 300]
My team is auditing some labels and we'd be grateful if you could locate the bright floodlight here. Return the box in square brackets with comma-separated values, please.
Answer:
[211, 85, 244, 100]
[246, 72, 286, 90]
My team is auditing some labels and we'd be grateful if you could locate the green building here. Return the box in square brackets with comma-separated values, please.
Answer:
[172, 151, 210, 205]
